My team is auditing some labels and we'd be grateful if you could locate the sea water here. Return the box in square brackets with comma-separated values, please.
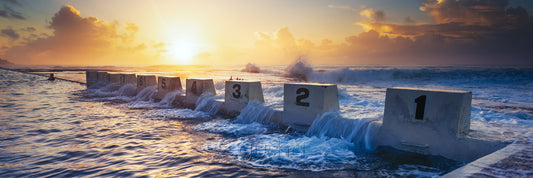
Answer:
[0, 64, 532, 177]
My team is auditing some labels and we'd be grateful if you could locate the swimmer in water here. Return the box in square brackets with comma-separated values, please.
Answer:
[48, 73, 55, 81]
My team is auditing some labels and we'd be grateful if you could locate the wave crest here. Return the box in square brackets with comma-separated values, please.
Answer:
[241, 63, 261, 73]
[284, 58, 313, 81]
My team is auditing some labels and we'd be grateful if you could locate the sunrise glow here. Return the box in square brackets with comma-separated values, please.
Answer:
[166, 38, 200, 64]
[1, 1, 532, 177]
[0, 0, 531, 66]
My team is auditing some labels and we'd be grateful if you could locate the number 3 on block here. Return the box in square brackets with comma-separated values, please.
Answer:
[232, 84, 241, 98]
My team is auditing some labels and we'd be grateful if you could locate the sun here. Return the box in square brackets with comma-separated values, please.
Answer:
[166, 38, 199, 64]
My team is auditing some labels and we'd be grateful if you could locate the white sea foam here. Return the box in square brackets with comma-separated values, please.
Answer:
[194, 93, 223, 115]
[117, 83, 137, 97]
[201, 133, 366, 171]
[87, 82, 136, 101]
[306, 111, 381, 151]
[234, 101, 276, 126]
[124, 100, 159, 109]
[87, 80, 106, 89]
[214, 82, 225, 90]
[196, 103, 382, 170]
[133, 85, 157, 101]
[143, 108, 210, 119]
[75, 65, 532, 176]
[194, 119, 269, 136]
[159, 90, 184, 108]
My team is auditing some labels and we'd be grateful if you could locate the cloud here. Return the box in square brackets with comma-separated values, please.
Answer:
[358, 0, 530, 39]
[329, 5, 385, 22]
[342, 0, 533, 65]
[0, 4, 24, 20]
[0, 0, 24, 7]
[359, 8, 385, 22]
[22, 27, 35, 32]
[250, 27, 311, 64]
[1, 5, 164, 65]
[246, 23, 532, 65]
[404, 16, 415, 23]
[420, 0, 510, 25]
[1, 28, 19, 41]
[328, 5, 358, 12]
[183, 0, 533, 66]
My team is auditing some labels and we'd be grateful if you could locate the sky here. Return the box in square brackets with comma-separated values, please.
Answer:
[0, 0, 532, 66]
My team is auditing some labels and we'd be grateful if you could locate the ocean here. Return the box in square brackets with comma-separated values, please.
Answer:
[0, 63, 532, 177]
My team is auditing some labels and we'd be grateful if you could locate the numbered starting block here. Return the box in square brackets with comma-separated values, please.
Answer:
[377, 87, 507, 162]
[136, 75, 157, 93]
[184, 79, 216, 106]
[119, 73, 137, 86]
[85, 71, 98, 88]
[156, 76, 182, 100]
[221, 81, 264, 115]
[106, 72, 121, 84]
[282, 83, 339, 131]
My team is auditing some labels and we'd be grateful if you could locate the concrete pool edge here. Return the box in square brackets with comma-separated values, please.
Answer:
[443, 142, 532, 177]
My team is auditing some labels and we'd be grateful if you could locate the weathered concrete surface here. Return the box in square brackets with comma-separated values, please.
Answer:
[96, 71, 107, 82]
[282, 83, 339, 131]
[136, 75, 157, 93]
[183, 79, 216, 107]
[156, 76, 182, 100]
[86, 71, 98, 87]
[444, 142, 533, 177]
[106, 73, 121, 84]
[221, 81, 264, 116]
[378, 87, 508, 162]
[119, 73, 136, 86]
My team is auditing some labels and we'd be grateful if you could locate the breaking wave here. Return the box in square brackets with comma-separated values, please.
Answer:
[284, 65, 533, 87]
[241, 63, 261, 73]
[284, 60, 313, 81]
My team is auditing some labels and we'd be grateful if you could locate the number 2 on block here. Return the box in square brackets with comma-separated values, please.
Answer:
[296, 88, 310, 107]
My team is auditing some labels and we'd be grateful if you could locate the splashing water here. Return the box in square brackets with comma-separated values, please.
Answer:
[133, 85, 157, 101]
[194, 92, 223, 115]
[86, 82, 135, 101]
[87, 80, 106, 89]
[117, 83, 137, 97]
[4, 64, 528, 177]
[159, 90, 184, 108]
[241, 63, 261, 73]
[234, 101, 276, 126]
[284, 59, 313, 81]
[306, 111, 381, 151]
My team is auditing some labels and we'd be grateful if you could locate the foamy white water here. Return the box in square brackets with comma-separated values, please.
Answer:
[1, 64, 531, 177]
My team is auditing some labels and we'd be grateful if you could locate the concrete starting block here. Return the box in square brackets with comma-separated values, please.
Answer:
[377, 87, 508, 162]
[136, 75, 157, 93]
[96, 71, 107, 83]
[119, 73, 137, 86]
[282, 83, 339, 131]
[85, 71, 98, 87]
[156, 76, 182, 100]
[221, 81, 264, 115]
[184, 79, 216, 106]
[106, 72, 121, 84]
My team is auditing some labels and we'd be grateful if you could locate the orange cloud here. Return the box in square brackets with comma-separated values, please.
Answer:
[420, 0, 510, 25]
[196, 21, 532, 66]
[1, 5, 165, 65]
[359, 7, 385, 22]
[340, 0, 533, 65]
